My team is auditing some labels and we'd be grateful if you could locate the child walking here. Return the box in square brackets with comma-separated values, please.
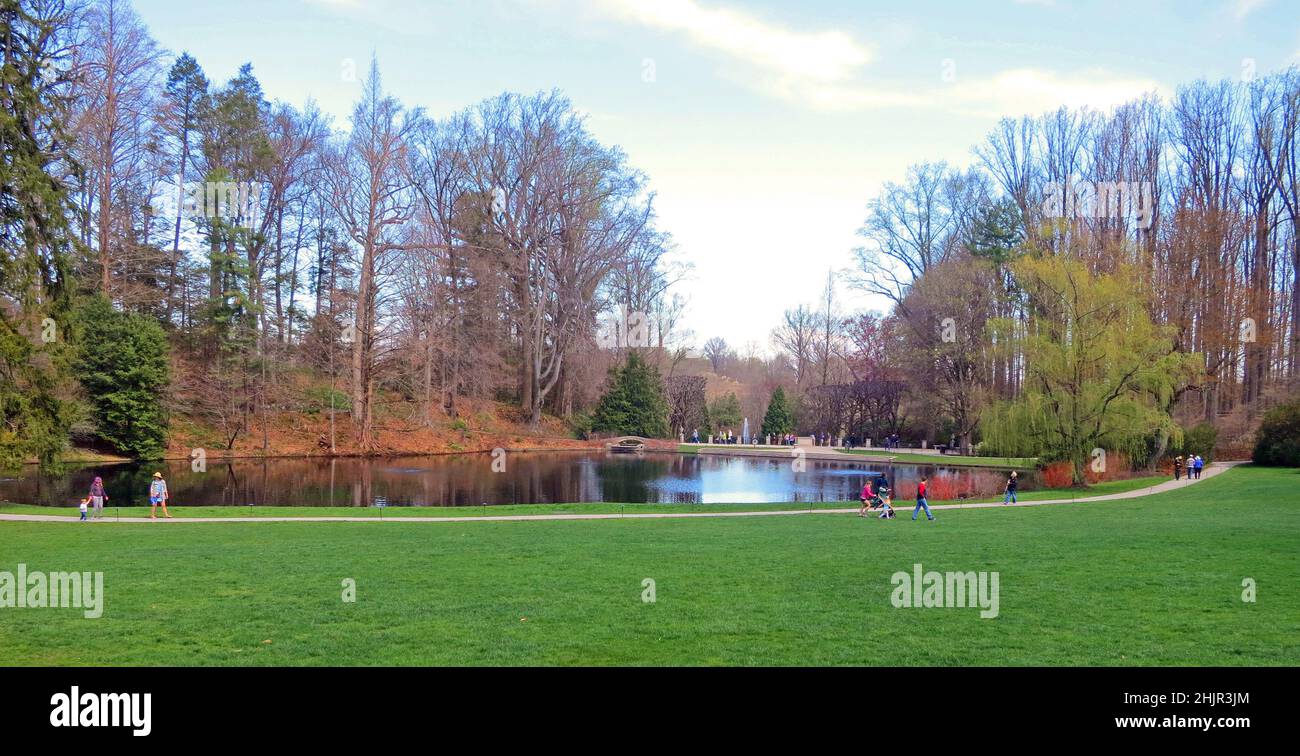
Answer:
[912, 476, 934, 521]
[79, 497, 89, 521]
[1003, 471, 1018, 505]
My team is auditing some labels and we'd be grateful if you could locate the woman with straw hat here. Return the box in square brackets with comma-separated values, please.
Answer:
[149, 471, 171, 519]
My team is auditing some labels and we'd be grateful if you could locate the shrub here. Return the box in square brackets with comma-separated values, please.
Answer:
[569, 412, 594, 440]
[1171, 421, 1218, 461]
[302, 386, 351, 415]
[1041, 462, 1074, 488]
[1252, 400, 1300, 466]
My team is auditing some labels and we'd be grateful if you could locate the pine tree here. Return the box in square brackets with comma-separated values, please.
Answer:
[74, 296, 170, 458]
[592, 352, 668, 438]
[761, 386, 794, 437]
[0, 0, 79, 467]
[708, 392, 742, 431]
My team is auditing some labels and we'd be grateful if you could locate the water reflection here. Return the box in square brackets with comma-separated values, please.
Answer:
[0, 451, 1033, 508]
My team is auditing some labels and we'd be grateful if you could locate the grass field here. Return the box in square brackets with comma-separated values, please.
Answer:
[0, 474, 1166, 519]
[834, 449, 1041, 467]
[0, 466, 1295, 666]
[677, 444, 1038, 468]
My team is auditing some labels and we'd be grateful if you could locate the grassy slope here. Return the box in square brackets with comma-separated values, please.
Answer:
[0, 475, 1167, 518]
[0, 466, 1295, 666]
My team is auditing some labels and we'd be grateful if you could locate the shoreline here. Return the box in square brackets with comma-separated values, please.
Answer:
[0, 465, 1227, 523]
[0, 471, 1189, 520]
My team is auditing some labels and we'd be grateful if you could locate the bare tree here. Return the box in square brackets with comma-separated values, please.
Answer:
[324, 59, 417, 447]
[702, 336, 730, 373]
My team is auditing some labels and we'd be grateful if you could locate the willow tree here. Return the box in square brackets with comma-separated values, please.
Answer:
[983, 254, 1200, 485]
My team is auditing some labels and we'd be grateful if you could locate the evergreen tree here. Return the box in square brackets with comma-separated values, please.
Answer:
[74, 296, 170, 458]
[162, 52, 209, 315]
[968, 199, 1024, 267]
[761, 386, 794, 437]
[591, 352, 668, 438]
[708, 391, 742, 432]
[0, 0, 79, 467]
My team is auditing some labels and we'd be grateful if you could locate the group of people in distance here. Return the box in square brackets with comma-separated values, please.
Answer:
[689, 428, 800, 446]
[1172, 454, 1204, 480]
[859, 471, 1024, 521]
[858, 475, 934, 521]
[77, 471, 171, 521]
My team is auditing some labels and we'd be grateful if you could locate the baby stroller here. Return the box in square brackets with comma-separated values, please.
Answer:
[870, 486, 895, 519]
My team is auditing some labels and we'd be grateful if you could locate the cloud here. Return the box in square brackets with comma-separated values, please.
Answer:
[1231, 0, 1269, 22]
[944, 68, 1163, 118]
[595, 0, 872, 81]
[592, 0, 893, 109]
[592, 0, 1159, 117]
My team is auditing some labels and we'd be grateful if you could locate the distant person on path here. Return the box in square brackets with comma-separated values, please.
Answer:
[691, 428, 699, 443]
[912, 476, 934, 521]
[149, 472, 171, 519]
[1194, 455, 1204, 479]
[1173, 456, 1182, 480]
[88, 476, 107, 519]
[1003, 471, 1018, 505]
[79, 497, 88, 522]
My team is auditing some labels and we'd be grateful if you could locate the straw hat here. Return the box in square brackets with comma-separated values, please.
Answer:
[153, 472, 163, 478]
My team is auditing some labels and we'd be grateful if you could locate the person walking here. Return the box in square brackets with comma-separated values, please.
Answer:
[1173, 455, 1182, 480]
[149, 472, 172, 519]
[912, 476, 934, 521]
[859, 478, 875, 518]
[1194, 454, 1204, 479]
[1003, 471, 1018, 505]
[88, 476, 108, 519]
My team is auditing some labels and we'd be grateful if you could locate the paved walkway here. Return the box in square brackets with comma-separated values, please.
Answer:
[0, 463, 1236, 525]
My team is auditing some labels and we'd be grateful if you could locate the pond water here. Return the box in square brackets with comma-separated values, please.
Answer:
[0, 451, 1033, 508]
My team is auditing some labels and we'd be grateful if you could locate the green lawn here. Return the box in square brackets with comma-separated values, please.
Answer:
[834, 448, 1040, 467]
[678, 443, 1037, 468]
[0, 474, 1165, 519]
[0, 466, 1295, 666]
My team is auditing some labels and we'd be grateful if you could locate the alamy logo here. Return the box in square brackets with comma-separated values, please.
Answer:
[596, 308, 650, 349]
[156, 180, 263, 225]
[50, 687, 151, 737]
[0, 564, 103, 618]
[1041, 179, 1154, 229]
[890, 563, 1000, 619]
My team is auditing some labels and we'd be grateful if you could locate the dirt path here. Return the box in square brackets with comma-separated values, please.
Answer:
[0, 463, 1236, 525]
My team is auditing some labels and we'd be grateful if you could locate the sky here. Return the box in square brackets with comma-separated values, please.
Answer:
[132, 0, 1300, 353]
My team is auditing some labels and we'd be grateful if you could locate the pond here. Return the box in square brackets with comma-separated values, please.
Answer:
[0, 451, 1034, 508]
